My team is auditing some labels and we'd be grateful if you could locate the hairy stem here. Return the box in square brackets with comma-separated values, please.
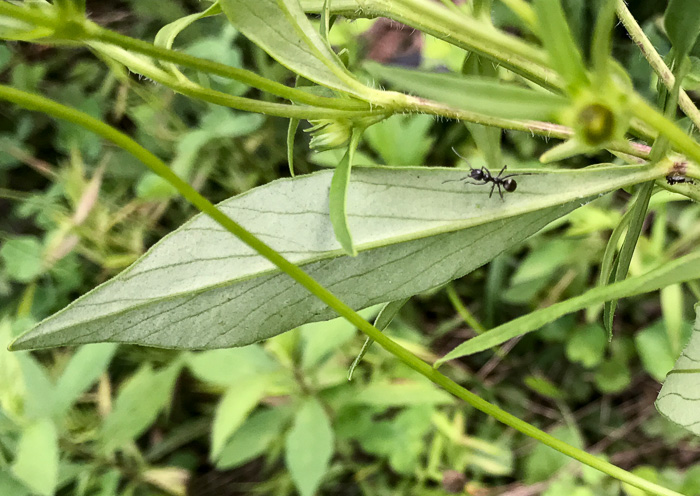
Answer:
[616, 0, 700, 130]
[0, 1, 368, 111]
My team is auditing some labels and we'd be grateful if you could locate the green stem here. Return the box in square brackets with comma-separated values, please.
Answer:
[631, 96, 700, 180]
[445, 284, 487, 335]
[88, 42, 381, 120]
[0, 1, 368, 111]
[0, 84, 683, 496]
[616, 0, 700, 131]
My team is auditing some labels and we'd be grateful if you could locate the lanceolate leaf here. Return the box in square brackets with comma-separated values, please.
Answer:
[153, 2, 223, 77]
[329, 128, 362, 256]
[533, 0, 588, 92]
[11, 165, 663, 351]
[435, 249, 700, 366]
[220, 0, 366, 98]
[365, 62, 568, 120]
[656, 305, 700, 436]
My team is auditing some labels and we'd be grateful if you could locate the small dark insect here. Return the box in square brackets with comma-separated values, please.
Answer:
[445, 148, 526, 200]
[666, 174, 695, 186]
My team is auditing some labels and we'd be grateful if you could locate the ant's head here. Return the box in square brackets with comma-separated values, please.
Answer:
[503, 178, 517, 192]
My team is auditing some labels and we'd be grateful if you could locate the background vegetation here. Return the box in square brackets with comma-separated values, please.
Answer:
[0, 1, 699, 495]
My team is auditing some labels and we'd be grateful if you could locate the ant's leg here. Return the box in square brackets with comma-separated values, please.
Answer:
[489, 183, 496, 198]
[442, 176, 471, 184]
[497, 184, 505, 200]
[495, 165, 507, 178]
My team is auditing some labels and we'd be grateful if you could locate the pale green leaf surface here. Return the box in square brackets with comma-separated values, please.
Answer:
[284, 398, 333, 496]
[187, 345, 279, 386]
[11, 418, 58, 496]
[352, 381, 454, 406]
[17, 354, 56, 420]
[0, 469, 30, 496]
[357, 406, 432, 474]
[656, 305, 700, 436]
[436, 249, 700, 366]
[300, 306, 377, 369]
[12, 165, 663, 351]
[220, 0, 363, 97]
[54, 343, 117, 416]
[364, 115, 434, 165]
[348, 298, 409, 380]
[154, 3, 223, 51]
[533, 0, 588, 91]
[664, 0, 700, 59]
[636, 320, 692, 382]
[525, 425, 583, 483]
[329, 135, 358, 256]
[1, 236, 43, 283]
[566, 324, 606, 368]
[153, 2, 223, 77]
[217, 407, 290, 469]
[100, 362, 181, 452]
[211, 378, 269, 460]
[364, 62, 567, 120]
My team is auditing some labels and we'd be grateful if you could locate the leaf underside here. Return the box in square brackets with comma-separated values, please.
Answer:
[656, 306, 700, 436]
[12, 165, 661, 351]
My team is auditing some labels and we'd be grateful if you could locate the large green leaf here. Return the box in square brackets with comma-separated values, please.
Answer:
[364, 62, 568, 120]
[219, 0, 366, 98]
[436, 249, 700, 366]
[11, 165, 663, 351]
[656, 305, 700, 436]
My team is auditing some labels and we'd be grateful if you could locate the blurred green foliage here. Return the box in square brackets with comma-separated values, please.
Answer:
[0, 1, 699, 495]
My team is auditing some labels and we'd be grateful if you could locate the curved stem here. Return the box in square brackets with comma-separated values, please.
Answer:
[88, 41, 381, 120]
[0, 1, 369, 111]
[0, 84, 683, 496]
[616, 0, 700, 130]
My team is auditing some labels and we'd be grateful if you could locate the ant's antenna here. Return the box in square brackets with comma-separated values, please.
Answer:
[451, 147, 473, 169]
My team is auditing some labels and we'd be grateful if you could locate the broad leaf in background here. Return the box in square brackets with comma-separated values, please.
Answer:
[53, 343, 117, 416]
[664, 0, 700, 61]
[436, 249, 700, 366]
[352, 381, 454, 407]
[656, 305, 700, 436]
[187, 345, 279, 387]
[100, 361, 182, 452]
[524, 425, 583, 483]
[364, 62, 568, 120]
[217, 407, 290, 469]
[211, 377, 270, 460]
[285, 398, 333, 496]
[364, 115, 434, 165]
[11, 165, 664, 351]
[11, 418, 58, 496]
[220, 0, 369, 99]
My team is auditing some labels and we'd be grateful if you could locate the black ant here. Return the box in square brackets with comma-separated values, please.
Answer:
[444, 148, 526, 200]
[666, 174, 694, 186]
